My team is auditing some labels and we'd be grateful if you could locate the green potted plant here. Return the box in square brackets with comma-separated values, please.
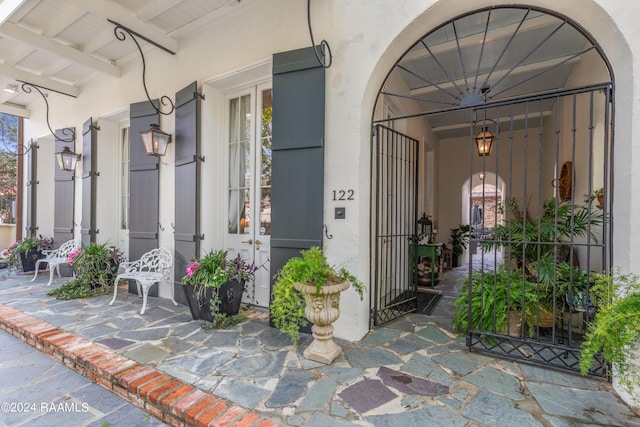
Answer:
[47, 242, 124, 299]
[4, 234, 54, 273]
[584, 187, 605, 209]
[182, 249, 258, 325]
[453, 265, 539, 337]
[271, 246, 364, 364]
[448, 225, 470, 267]
[580, 272, 640, 394]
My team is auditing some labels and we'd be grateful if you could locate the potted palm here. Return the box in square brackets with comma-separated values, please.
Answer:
[449, 225, 470, 267]
[182, 249, 258, 325]
[5, 234, 54, 273]
[270, 246, 364, 364]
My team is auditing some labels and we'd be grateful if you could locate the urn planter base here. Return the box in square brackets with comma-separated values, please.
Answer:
[295, 280, 350, 365]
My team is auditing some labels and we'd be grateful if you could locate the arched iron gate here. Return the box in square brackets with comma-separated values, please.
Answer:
[464, 83, 612, 377]
[371, 124, 420, 325]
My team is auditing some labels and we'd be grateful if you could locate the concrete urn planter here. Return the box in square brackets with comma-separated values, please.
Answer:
[294, 280, 350, 364]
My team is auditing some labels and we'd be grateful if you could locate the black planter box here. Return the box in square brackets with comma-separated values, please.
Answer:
[19, 249, 46, 273]
[183, 279, 245, 322]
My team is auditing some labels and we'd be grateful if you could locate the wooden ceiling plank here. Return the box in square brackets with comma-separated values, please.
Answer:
[78, 0, 178, 54]
[0, 63, 79, 97]
[0, 22, 121, 77]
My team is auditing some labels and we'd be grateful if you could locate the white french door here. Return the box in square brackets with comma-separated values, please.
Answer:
[224, 84, 272, 307]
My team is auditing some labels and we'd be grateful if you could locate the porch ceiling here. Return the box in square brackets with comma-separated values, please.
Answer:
[0, 0, 244, 118]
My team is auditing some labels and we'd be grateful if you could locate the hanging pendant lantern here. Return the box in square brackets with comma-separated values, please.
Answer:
[474, 127, 495, 157]
[55, 146, 80, 171]
[140, 123, 172, 157]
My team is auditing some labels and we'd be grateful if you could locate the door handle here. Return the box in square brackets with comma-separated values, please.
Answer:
[255, 239, 262, 250]
[241, 239, 253, 245]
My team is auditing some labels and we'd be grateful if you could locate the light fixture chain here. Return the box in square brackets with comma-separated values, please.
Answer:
[113, 24, 175, 116]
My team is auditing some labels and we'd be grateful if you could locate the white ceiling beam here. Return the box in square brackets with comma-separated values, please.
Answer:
[0, 63, 79, 97]
[0, 102, 29, 118]
[78, 0, 178, 54]
[0, 0, 29, 25]
[0, 22, 121, 77]
[171, 0, 248, 38]
[409, 55, 580, 96]
[431, 110, 552, 132]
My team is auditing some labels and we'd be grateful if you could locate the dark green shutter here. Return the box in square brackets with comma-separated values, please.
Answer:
[270, 46, 325, 299]
[81, 118, 98, 246]
[129, 101, 159, 295]
[25, 139, 38, 236]
[174, 82, 201, 304]
[54, 128, 76, 245]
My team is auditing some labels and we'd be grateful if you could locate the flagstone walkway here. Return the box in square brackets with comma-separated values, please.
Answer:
[0, 269, 638, 426]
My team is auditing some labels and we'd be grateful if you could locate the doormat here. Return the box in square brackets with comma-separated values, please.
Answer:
[417, 292, 442, 315]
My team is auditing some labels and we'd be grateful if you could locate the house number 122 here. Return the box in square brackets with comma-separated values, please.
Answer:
[332, 189, 355, 201]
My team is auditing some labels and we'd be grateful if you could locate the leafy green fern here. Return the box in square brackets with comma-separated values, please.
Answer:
[580, 273, 640, 393]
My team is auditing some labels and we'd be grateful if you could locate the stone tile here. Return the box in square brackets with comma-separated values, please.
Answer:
[265, 369, 316, 408]
[214, 377, 269, 409]
[297, 377, 337, 412]
[330, 402, 350, 418]
[165, 348, 234, 376]
[238, 336, 262, 357]
[519, 363, 599, 390]
[343, 348, 403, 369]
[366, 406, 468, 427]
[402, 353, 457, 387]
[203, 330, 239, 349]
[216, 350, 287, 377]
[318, 366, 365, 383]
[415, 325, 452, 344]
[122, 343, 171, 364]
[97, 337, 135, 350]
[240, 319, 267, 335]
[462, 390, 543, 427]
[71, 382, 126, 414]
[305, 413, 357, 427]
[117, 327, 172, 341]
[338, 378, 397, 413]
[526, 382, 640, 426]
[387, 333, 431, 355]
[159, 337, 197, 355]
[382, 318, 416, 333]
[377, 366, 449, 396]
[401, 394, 424, 408]
[432, 351, 492, 376]
[358, 328, 401, 347]
[259, 326, 295, 350]
[77, 324, 117, 340]
[462, 366, 525, 401]
[105, 316, 147, 330]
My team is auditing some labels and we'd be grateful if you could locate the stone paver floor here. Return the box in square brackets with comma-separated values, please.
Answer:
[0, 268, 639, 426]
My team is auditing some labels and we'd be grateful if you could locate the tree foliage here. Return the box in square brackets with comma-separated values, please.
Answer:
[0, 113, 19, 223]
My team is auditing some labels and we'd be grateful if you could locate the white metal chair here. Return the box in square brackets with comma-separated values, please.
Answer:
[31, 239, 79, 287]
[109, 247, 176, 314]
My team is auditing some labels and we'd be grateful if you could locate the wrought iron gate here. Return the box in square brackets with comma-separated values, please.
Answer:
[371, 124, 420, 325]
[465, 84, 612, 377]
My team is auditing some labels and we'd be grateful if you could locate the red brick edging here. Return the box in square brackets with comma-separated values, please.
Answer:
[0, 303, 280, 427]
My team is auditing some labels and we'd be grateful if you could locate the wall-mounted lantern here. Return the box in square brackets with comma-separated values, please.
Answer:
[139, 124, 172, 157]
[55, 146, 80, 171]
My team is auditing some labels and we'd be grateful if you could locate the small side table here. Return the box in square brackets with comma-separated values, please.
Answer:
[410, 243, 442, 286]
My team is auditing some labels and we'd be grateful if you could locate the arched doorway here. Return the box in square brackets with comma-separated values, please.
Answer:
[371, 6, 612, 376]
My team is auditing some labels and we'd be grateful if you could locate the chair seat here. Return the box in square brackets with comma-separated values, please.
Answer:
[116, 271, 164, 283]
